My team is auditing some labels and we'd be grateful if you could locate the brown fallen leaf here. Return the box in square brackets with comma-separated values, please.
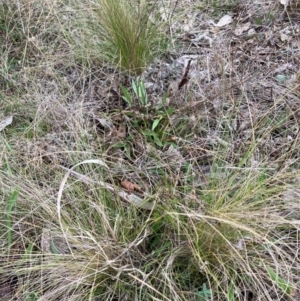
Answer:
[120, 180, 142, 193]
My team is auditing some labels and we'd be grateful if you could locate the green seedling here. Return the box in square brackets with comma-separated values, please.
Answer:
[25, 292, 39, 301]
[121, 79, 148, 107]
[196, 283, 212, 301]
[132, 79, 148, 106]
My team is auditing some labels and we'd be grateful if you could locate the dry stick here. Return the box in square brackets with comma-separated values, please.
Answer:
[169, 0, 179, 19]
[178, 59, 192, 90]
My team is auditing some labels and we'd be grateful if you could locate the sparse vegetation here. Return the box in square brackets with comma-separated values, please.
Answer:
[1, 0, 300, 300]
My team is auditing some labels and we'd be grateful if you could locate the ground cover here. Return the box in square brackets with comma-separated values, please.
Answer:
[1, 0, 300, 300]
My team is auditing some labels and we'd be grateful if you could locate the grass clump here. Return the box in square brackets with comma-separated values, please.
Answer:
[92, 0, 168, 75]
[1, 151, 299, 300]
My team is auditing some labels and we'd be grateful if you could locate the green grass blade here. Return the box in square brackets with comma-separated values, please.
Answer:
[50, 241, 61, 255]
[6, 188, 18, 256]
[266, 266, 292, 295]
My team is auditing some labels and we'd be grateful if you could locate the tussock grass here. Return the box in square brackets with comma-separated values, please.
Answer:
[1, 141, 300, 300]
[70, 0, 169, 75]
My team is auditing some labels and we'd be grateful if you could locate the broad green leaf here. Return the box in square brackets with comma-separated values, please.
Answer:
[152, 117, 162, 131]
[121, 85, 132, 105]
[132, 79, 138, 96]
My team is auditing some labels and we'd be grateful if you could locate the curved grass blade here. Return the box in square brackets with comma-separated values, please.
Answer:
[6, 188, 18, 256]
